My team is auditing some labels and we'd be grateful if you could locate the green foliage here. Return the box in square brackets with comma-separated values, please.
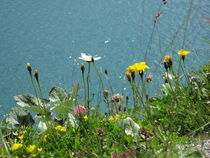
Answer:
[1, 58, 209, 157]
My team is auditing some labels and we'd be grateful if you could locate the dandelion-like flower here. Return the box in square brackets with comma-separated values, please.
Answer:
[178, 49, 191, 56]
[10, 143, 23, 151]
[54, 125, 67, 132]
[26, 145, 36, 153]
[78, 53, 101, 62]
[73, 105, 86, 115]
[127, 62, 150, 80]
[178, 49, 191, 60]
[128, 62, 150, 73]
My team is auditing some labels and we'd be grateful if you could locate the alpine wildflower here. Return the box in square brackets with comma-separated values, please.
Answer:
[10, 143, 23, 151]
[37, 148, 43, 152]
[84, 115, 88, 121]
[73, 105, 86, 115]
[115, 114, 120, 120]
[178, 49, 191, 60]
[18, 135, 24, 140]
[26, 145, 36, 153]
[79, 53, 101, 62]
[54, 125, 67, 132]
[109, 116, 115, 121]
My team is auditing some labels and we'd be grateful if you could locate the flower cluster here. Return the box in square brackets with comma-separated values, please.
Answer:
[127, 62, 150, 80]
[128, 62, 150, 73]
[26, 145, 36, 153]
[109, 114, 121, 121]
[111, 94, 123, 102]
[73, 105, 86, 115]
[10, 143, 23, 151]
[54, 125, 67, 132]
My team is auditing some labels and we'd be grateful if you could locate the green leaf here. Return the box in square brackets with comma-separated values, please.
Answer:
[49, 87, 68, 103]
[50, 100, 75, 114]
[25, 106, 46, 114]
[4, 107, 34, 127]
[185, 151, 203, 158]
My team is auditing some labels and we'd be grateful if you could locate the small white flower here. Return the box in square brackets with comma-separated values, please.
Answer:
[78, 53, 101, 62]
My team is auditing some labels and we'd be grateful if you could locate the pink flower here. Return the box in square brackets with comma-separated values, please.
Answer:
[73, 105, 86, 115]
[111, 94, 123, 102]
[146, 74, 153, 82]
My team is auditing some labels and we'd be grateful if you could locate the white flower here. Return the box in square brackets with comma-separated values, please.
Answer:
[78, 53, 101, 62]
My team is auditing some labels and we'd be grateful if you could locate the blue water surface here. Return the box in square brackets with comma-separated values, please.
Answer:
[0, 0, 209, 118]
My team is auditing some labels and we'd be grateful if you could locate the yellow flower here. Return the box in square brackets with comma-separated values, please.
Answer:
[109, 116, 114, 121]
[37, 147, 43, 152]
[115, 114, 120, 120]
[26, 145, 36, 153]
[125, 71, 131, 82]
[128, 65, 136, 73]
[128, 62, 150, 73]
[10, 143, 23, 151]
[18, 135, 24, 140]
[165, 55, 172, 62]
[83, 115, 88, 121]
[91, 107, 95, 111]
[54, 125, 67, 132]
[43, 135, 47, 142]
[178, 49, 191, 56]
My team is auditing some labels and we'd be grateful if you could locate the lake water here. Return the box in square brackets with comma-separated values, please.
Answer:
[0, 0, 209, 118]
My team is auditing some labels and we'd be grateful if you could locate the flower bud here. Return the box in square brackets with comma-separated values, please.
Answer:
[34, 70, 39, 82]
[163, 55, 173, 70]
[80, 63, 85, 73]
[103, 90, 109, 99]
[139, 71, 144, 80]
[125, 71, 131, 82]
[146, 74, 153, 83]
[105, 69, 108, 75]
[26, 63, 32, 75]
[126, 95, 129, 101]
[131, 72, 135, 81]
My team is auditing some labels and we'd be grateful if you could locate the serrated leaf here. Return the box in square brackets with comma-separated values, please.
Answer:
[50, 100, 75, 114]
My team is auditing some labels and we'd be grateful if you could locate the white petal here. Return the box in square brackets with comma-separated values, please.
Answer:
[93, 57, 101, 61]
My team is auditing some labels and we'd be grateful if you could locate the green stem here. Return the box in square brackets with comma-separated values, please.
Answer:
[82, 72, 87, 107]
[87, 62, 91, 114]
